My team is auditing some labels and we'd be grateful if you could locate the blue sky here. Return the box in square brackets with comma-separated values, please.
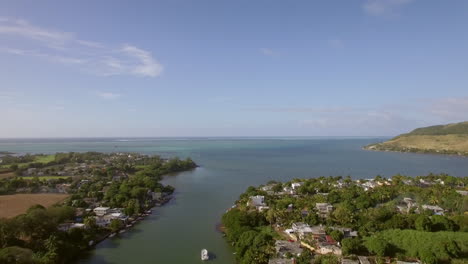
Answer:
[1, 0, 468, 137]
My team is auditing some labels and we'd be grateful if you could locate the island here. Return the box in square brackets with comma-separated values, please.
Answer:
[222, 174, 468, 264]
[364, 121, 468, 156]
[0, 152, 197, 263]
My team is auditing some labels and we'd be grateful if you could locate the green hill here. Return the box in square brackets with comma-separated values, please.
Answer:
[365, 121, 468, 156]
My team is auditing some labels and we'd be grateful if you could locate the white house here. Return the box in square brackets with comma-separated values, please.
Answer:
[93, 207, 111, 216]
[316, 203, 334, 215]
[291, 182, 303, 190]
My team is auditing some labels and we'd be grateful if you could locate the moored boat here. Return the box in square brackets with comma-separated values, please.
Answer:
[201, 249, 209, 261]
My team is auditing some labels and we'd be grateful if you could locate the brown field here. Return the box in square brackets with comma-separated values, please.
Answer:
[0, 194, 69, 218]
[0, 172, 15, 179]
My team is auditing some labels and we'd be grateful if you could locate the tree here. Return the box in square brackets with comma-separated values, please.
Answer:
[364, 237, 390, 257]
[84, 217, 97, 230]
[329, 230, 344, 242]
[415, 215, 431, 231]
[109, 219, 123, 233]
[342, 238, 364, 256]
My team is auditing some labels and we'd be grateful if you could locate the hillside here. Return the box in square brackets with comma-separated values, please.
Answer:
[365, 122, 468, 156]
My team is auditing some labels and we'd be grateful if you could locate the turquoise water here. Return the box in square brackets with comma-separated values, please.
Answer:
[1, 138, 467, 264]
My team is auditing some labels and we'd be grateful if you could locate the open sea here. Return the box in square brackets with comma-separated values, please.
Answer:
[1, 137, 467, 264]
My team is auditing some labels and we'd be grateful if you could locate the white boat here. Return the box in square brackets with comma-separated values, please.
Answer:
[109, 233, 116, 238]
[201, 249, 209, 261]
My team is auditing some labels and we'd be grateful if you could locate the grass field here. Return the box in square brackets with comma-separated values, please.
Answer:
[0, 154, 56, 169]
[0, 193, 69, 218]
[375, 135, 468, 153]
[21, 176, 71, 180]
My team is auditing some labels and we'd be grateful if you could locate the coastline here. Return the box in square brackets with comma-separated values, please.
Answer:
[363, 145, 468, 158]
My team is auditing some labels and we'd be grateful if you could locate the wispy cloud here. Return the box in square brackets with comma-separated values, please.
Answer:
[96, 91, 121, 99]
[328, 38, 344, 49]
[363, 0, 414, 17]
[0, 18, 163, 77]
[244, 96, 468, 136]
[260, 48, 277, 56]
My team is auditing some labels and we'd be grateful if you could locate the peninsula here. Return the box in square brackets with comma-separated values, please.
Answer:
[222, 175, 468, 264]
[0, 152, 197, 263]
[364, 121, 468, 156]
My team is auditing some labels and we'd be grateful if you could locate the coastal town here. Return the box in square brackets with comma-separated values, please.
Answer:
[0, 152, 197, 263]
[222, 174, 468, 264]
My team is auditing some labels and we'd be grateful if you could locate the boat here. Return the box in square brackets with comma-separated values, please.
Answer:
[119, 230, 126, 234]
[201, 249, 209, 261]
[109, 233, 116, 238]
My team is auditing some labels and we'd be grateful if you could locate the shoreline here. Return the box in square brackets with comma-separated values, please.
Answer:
[363, 146, 468, 158]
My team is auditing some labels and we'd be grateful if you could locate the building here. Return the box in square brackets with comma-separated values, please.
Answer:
[318, 244, 342, 255]
[58, 223, 85, 231]
[291, 182, 303, 190]
[292, 222, 314, 238]
[93, 207, 111, 216]
[316, 203, 334, 215]
[342, 259, 359, 264]
[358, 256, 371, 264]
[275, 240, 303, 257]
[422, 205, 444, 215]
[248, 195, 269, 211]
[268, 259, 294, 264]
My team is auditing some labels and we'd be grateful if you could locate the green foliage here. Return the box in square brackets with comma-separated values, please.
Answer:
[314, 254, 340, 264]
[364, 229, 468, 262]
[222, 209, 273, 264]
[404, 122, 468, 136]
[341, 238, 365, 256]
[364, 236, 390, 257]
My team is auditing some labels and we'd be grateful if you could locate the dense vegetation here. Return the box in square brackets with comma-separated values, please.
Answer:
[402, 121, 468, 136]
[222, 209, 276, 264]
[0, 205, 98, 263]
[0, 152, 197, 263]
[363, 229, 468, 264]
[222, 174, 468, 264]
[365, 121, 468, 156]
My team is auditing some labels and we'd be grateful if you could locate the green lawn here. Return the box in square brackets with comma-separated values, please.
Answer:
[0, 154, 56, 169]
[34, 154, 56, 163]
[21, 176, 71, 180]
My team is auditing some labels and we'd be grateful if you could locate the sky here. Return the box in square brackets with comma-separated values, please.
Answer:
[1, 0, 468, 137]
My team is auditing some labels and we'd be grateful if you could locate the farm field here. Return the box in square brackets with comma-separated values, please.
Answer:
[0, 193, 69, 218]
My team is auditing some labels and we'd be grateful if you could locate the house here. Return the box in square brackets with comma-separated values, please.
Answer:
[291, 182, 303, 190]
[333, 227, 358, 238]
[358, 256, 371, 264]
[318, 244, 342, 255]
[397, 197, 417, 214]
[309, 225, 326, 236]
[268, 259, 294, 264]
[95, 212, 128, 227]
[292, 222, 314, 238]
[58, 223, 85, 231]
[456, 190, 468, 196]
[248, 195, 270, 211]
[248, 195, 265, 206]
[93, 207, 111, 216]
[342, 259, 360, 264]
[316, 203, 334, 215]
[422, 205, 444, 215]
[275, 240, 303, 257]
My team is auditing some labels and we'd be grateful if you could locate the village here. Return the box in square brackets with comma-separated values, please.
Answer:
[223, 174, 468, 264]
[0, 152, 197, 257]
